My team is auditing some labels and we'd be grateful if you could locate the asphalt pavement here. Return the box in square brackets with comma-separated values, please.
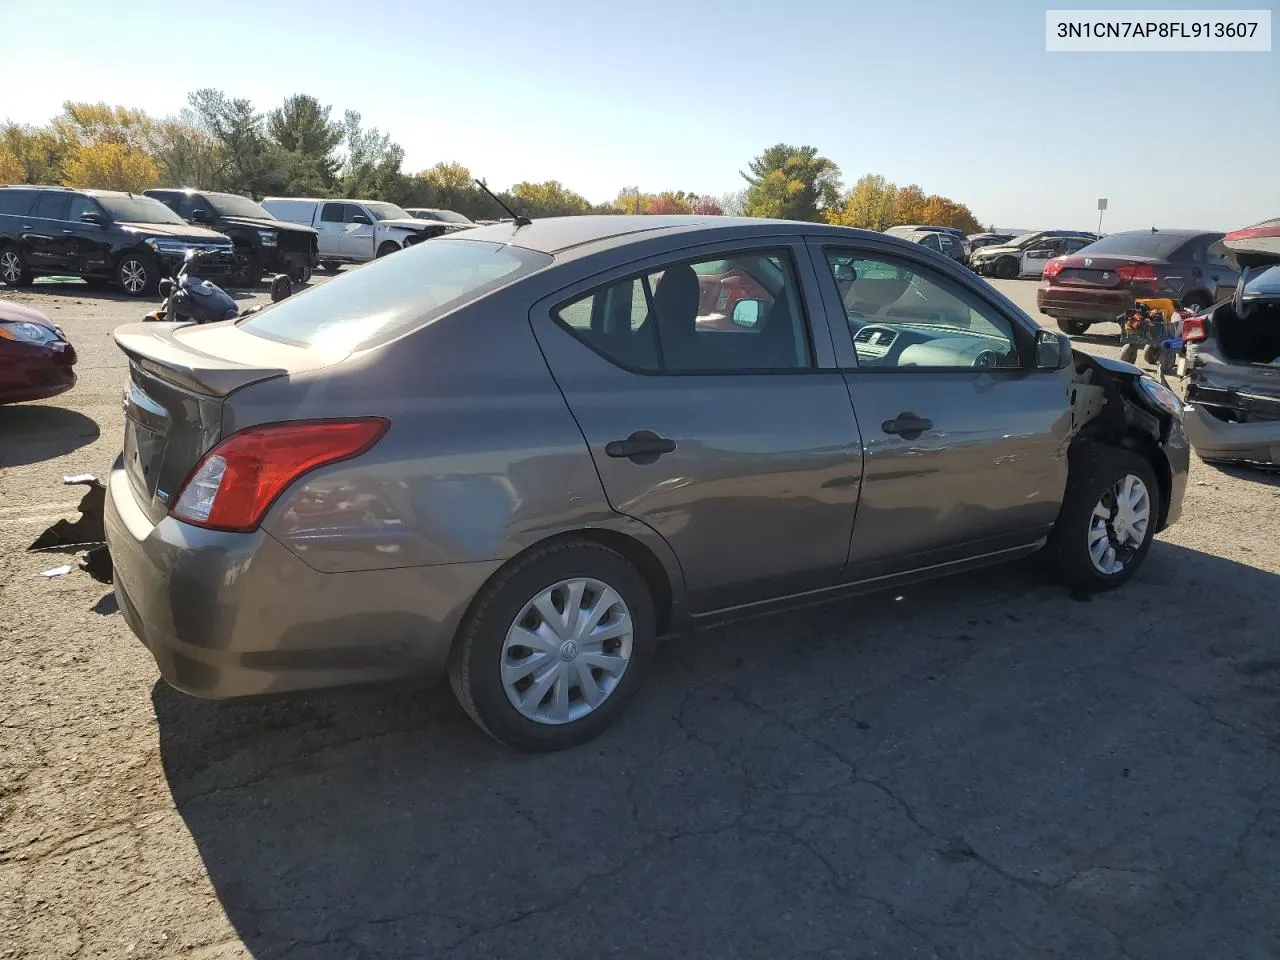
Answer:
[1, 275, 1278, 960]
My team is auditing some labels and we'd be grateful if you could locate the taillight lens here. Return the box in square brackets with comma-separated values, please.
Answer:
[1181, 315, 1208, 343]
[1042, 258, 1065, 280]
[172, 418, 389, 532]
[1116, 264, 1158, 284]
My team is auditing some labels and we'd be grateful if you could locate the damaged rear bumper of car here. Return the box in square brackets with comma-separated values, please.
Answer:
[1184, 386, 1280, 465]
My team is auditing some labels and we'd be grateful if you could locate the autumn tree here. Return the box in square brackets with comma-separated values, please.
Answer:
[893, 184, 927, 224]
[509, 180, 591, 217]
[691, 196, 724, 216]
[0, 147, 24, 183]
[404, 161, 489, 218]
[829, 174, 898, 231]
[2, 123, 67, 183]
[741, 144, 841, 221]
[62, 141, 159, 192]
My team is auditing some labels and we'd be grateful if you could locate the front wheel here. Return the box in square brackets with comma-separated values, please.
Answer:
[1045, 444, 1160, 593]
[995, 257, 1019, 279]
[321, 260, 342, 273]
[290, 264, 312, 284]
[376, 241, 400, 258]
[116, 252, 158, 297]
[449, 539, 656, 750]
[1056, 318, 1090, 336]
[231, 243, 263, 288]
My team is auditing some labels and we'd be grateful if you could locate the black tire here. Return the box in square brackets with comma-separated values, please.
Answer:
[1119, 343, 1138, 364]
[290, 264, 312, 284]
[1056, 318, 1090, 336]
[116, 252, 158, 297]
[1143, 345, 1163, 366]
[376, 241, 400, 258]
[1045, 443, 1160, 594]
[0, 243, 32, 287]
[1182, 293, 1211, 313]
[448, 539, 656, 751]
[321, 261, 342, 273]
[231, 243, 263, 288]
[995, 257, 1019, 279]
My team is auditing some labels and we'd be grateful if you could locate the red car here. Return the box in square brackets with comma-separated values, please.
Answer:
[0, 300, 77, 404]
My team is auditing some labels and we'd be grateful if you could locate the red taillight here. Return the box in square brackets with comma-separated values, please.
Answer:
[1116, 263, 1158, 284]
[1042, 258, 1065, 280]
[1181, 315, 1208, 343]
[171, 418, 389, 532]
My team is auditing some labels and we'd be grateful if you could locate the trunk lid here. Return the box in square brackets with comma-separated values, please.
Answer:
[1048, 254, 1160, 290]
[1214, 218, 1280, 272]
[113, 321, 333, 523]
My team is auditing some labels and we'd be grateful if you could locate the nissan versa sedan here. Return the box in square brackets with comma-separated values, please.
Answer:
[104, 216, 1189, 750]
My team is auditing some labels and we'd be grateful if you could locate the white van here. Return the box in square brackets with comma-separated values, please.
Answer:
[260, 197, 446, 269]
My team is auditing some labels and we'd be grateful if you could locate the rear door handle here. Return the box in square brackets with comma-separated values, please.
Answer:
[882, 412, 933, 439]
[605, 430, 676, 464]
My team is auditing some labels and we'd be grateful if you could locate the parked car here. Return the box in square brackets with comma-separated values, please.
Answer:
[260, 197, 446, 271]
[970, 230, 1097, 279]
[0, 299, 76, 403]
[885, 225, 971, 263]
[1020, 235, 1095, 280]
[0, 186, 234, 296]
[1182, 219, 1280, 466]
[104, 215, 1188, 750]
[1037, 229, 1237, 335]
[969, 232, 1018, 252]
[145, 189, 319, 287]
[404, 208, 475, 228]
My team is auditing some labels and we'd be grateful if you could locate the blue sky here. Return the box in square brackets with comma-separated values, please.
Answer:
[2, 0, 1276, 231]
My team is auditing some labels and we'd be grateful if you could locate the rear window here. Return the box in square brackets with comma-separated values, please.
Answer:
[1078, 232, 1190, 258]
[238, 238, 552, 353]
[0, 189, 36, 216]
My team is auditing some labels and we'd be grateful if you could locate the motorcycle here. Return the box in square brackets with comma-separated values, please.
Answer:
[143, 249, 292, 325]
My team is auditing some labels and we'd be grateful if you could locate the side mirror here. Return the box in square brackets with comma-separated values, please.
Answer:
[158, 278, 174, 298]
[80, 212, 106, 227]
[731, 298, 764, 328]
[189, 208, 214, 224]
[1035, 329, 1071, 369]
[350, 213, 372, 225]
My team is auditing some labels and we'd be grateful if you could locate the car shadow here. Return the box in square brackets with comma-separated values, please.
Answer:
[0, 405, 100, 467]
[1206, 462, 1280, 487]
[29, 279, 145, 304]
[154, 540, 1280, 958]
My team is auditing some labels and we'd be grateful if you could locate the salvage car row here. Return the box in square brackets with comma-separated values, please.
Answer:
[0, 184, 474, 296]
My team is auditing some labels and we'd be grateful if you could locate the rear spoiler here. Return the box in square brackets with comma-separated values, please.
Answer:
[113, 322, 288, 397]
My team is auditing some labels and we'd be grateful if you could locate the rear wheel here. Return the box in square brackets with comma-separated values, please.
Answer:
[321, 260, 342, 273]
[1143, 345, 1163, 366]
[1046, 444, 1159, 593]
[448, 539, 656, 751]
[0, 244, 32, 287]
[116, 252, 158, 297]
[290, 264, 312, 284]
[1056, 318, 1090, 336]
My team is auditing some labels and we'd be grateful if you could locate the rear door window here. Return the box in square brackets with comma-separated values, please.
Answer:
[0, 189, 36, 216]
[33, 192, 72, 221]
[319, 202, 346, 223]
[239, 239, 551, 353]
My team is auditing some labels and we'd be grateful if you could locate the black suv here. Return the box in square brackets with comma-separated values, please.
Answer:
[0, 186, 234, 296]
[145, 189, 319, 286]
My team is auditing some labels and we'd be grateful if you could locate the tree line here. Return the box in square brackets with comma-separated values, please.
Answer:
[1, 93, 982, 233]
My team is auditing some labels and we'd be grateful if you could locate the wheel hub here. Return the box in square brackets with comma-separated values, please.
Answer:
[501, 577, 634, 725]
[1088, 474, 1151, 576]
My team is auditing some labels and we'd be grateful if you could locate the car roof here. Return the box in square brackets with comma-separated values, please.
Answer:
[456, 215, 889, 258]
[1098, 228, 1215, 238]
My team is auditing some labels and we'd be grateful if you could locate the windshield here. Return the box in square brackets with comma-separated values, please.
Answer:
[435, 210, 473, 224]
[239, 238, 552, 353]
[207, 193, 274, 219]
[363, 201, 414, 222]
[1076, 232, 1189, 258]
[96, 195, 186, 225]
[1244, 265, 1280, 299]
[1006, 232, 1049, 249]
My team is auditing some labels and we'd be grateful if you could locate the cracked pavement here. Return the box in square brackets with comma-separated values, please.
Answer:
[2, 279, 1279, 959]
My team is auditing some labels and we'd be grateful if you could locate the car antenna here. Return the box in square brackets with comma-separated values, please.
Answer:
[474, 179, 531, 227]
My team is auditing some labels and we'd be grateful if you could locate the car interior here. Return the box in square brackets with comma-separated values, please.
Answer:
[829, 255, 1021, 369]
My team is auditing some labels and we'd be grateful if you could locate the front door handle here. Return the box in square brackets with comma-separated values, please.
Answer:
[882, 412, 933, 439]
[605, 430, 676, 464]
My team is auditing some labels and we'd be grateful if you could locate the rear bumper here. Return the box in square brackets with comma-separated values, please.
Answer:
[1037, 286, 1132, 323]
[1183, 404, 1280, 465]
[104, 463, 501, 699]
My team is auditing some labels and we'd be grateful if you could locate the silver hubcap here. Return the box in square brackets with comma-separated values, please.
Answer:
[1089, 474, 1151, 575]
[0, 251, 20, 282]
[120, 260, 147, 293]
[501, 577, 634, 725]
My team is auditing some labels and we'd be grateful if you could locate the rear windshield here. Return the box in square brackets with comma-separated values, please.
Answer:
[1244, 265, 1280, 298]
[238, 238, 552, 353]
[1077, 232, 1189, 258]
[208, 193, 274, 219]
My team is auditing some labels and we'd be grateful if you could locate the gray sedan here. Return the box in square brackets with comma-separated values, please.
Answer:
[104, 216, 1190, 749]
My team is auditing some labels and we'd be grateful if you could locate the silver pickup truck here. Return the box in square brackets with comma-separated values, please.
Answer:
[260, 197, 460, 270]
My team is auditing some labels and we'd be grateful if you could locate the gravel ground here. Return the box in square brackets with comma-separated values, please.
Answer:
[1, 275, 1278, 960]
